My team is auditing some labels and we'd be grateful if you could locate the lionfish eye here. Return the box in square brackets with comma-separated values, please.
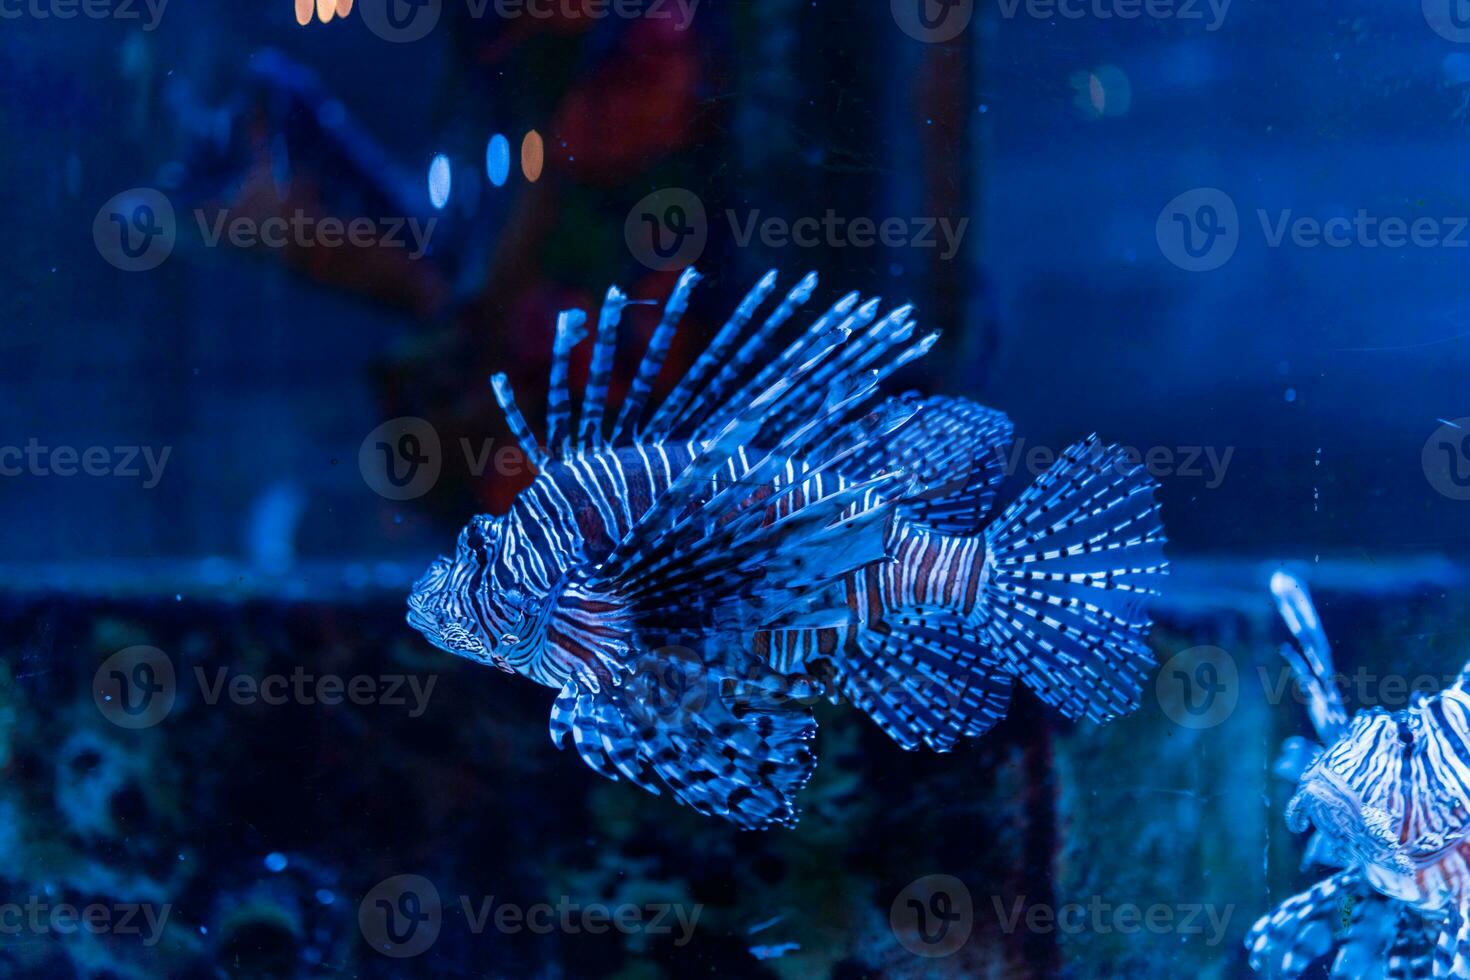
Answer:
[501, 633, 521, 646]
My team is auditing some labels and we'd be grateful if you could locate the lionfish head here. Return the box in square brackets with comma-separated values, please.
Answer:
[406, 514, 552, 676]
[1289, 708, 1468, 911]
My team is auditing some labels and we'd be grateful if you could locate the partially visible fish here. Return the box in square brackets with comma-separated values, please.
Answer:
[1247, 571, 1470, 978]
[407, 267, 1169, 828]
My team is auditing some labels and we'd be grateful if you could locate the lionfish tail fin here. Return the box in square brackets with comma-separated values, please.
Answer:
[549, 649, 817, 829]
[981, 436, 1168, 722]
[837, 607, 1012, 751]
[1270, 570, 1350, 742]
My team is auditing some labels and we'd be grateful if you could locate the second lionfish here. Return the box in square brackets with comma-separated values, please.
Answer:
[1248, 571, 1470, 977]
[407, 268, 1169, 828]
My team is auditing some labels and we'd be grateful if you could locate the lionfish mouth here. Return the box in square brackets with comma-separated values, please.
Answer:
[1289, 765, 1470, 908]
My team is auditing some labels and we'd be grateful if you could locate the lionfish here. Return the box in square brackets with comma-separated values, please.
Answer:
[1248, 571, 1470, 977]
[406, 267, 1169, 828]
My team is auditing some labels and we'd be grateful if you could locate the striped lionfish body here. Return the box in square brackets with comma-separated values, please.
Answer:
[1248, 572, 1470, 978]
[407, 267, 1169, 829]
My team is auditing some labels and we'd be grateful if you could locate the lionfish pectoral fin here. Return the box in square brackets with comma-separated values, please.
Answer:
[1435, 903, 1470, 979]
[547, 647, 817, 829]
[837, 607, 1012, 752]
[838, 395, 1014, 534]
[1246, 870, 1364, 978]
[981, 436, 1169, 723]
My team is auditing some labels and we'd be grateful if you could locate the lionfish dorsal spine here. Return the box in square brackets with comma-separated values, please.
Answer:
[645, 268, 779, 438]
[489, 372, 547, 467]
[546, 308, 590, 455]
[576, 286, 629, 451]
[613, 266, 701, 443]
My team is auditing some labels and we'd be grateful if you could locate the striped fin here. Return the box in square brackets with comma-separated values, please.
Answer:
[838, 608, 1012, 751]
[490, 373, 547, 468]
[613, 267, 701, 443]
[646, 269, 780, 438]
[547, 309, 590, 454]
[688, 271, 819, 430]
[840, 395, 1014, 533]
[1436, 905, 1470, 979]
[549, 648, 817, 829]
[577, 286, 630, 451]
[1271, 570, 1349, 743]
[1381, 905, 1439, 980]
[585, 310, 937, 633]
[1246, 871, 1362, 977]
[694, 288, 861, 440]
[981, 437, 1168, 722]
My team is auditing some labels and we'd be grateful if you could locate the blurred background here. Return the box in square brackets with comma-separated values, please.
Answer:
[3, 0, 1470, 976]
